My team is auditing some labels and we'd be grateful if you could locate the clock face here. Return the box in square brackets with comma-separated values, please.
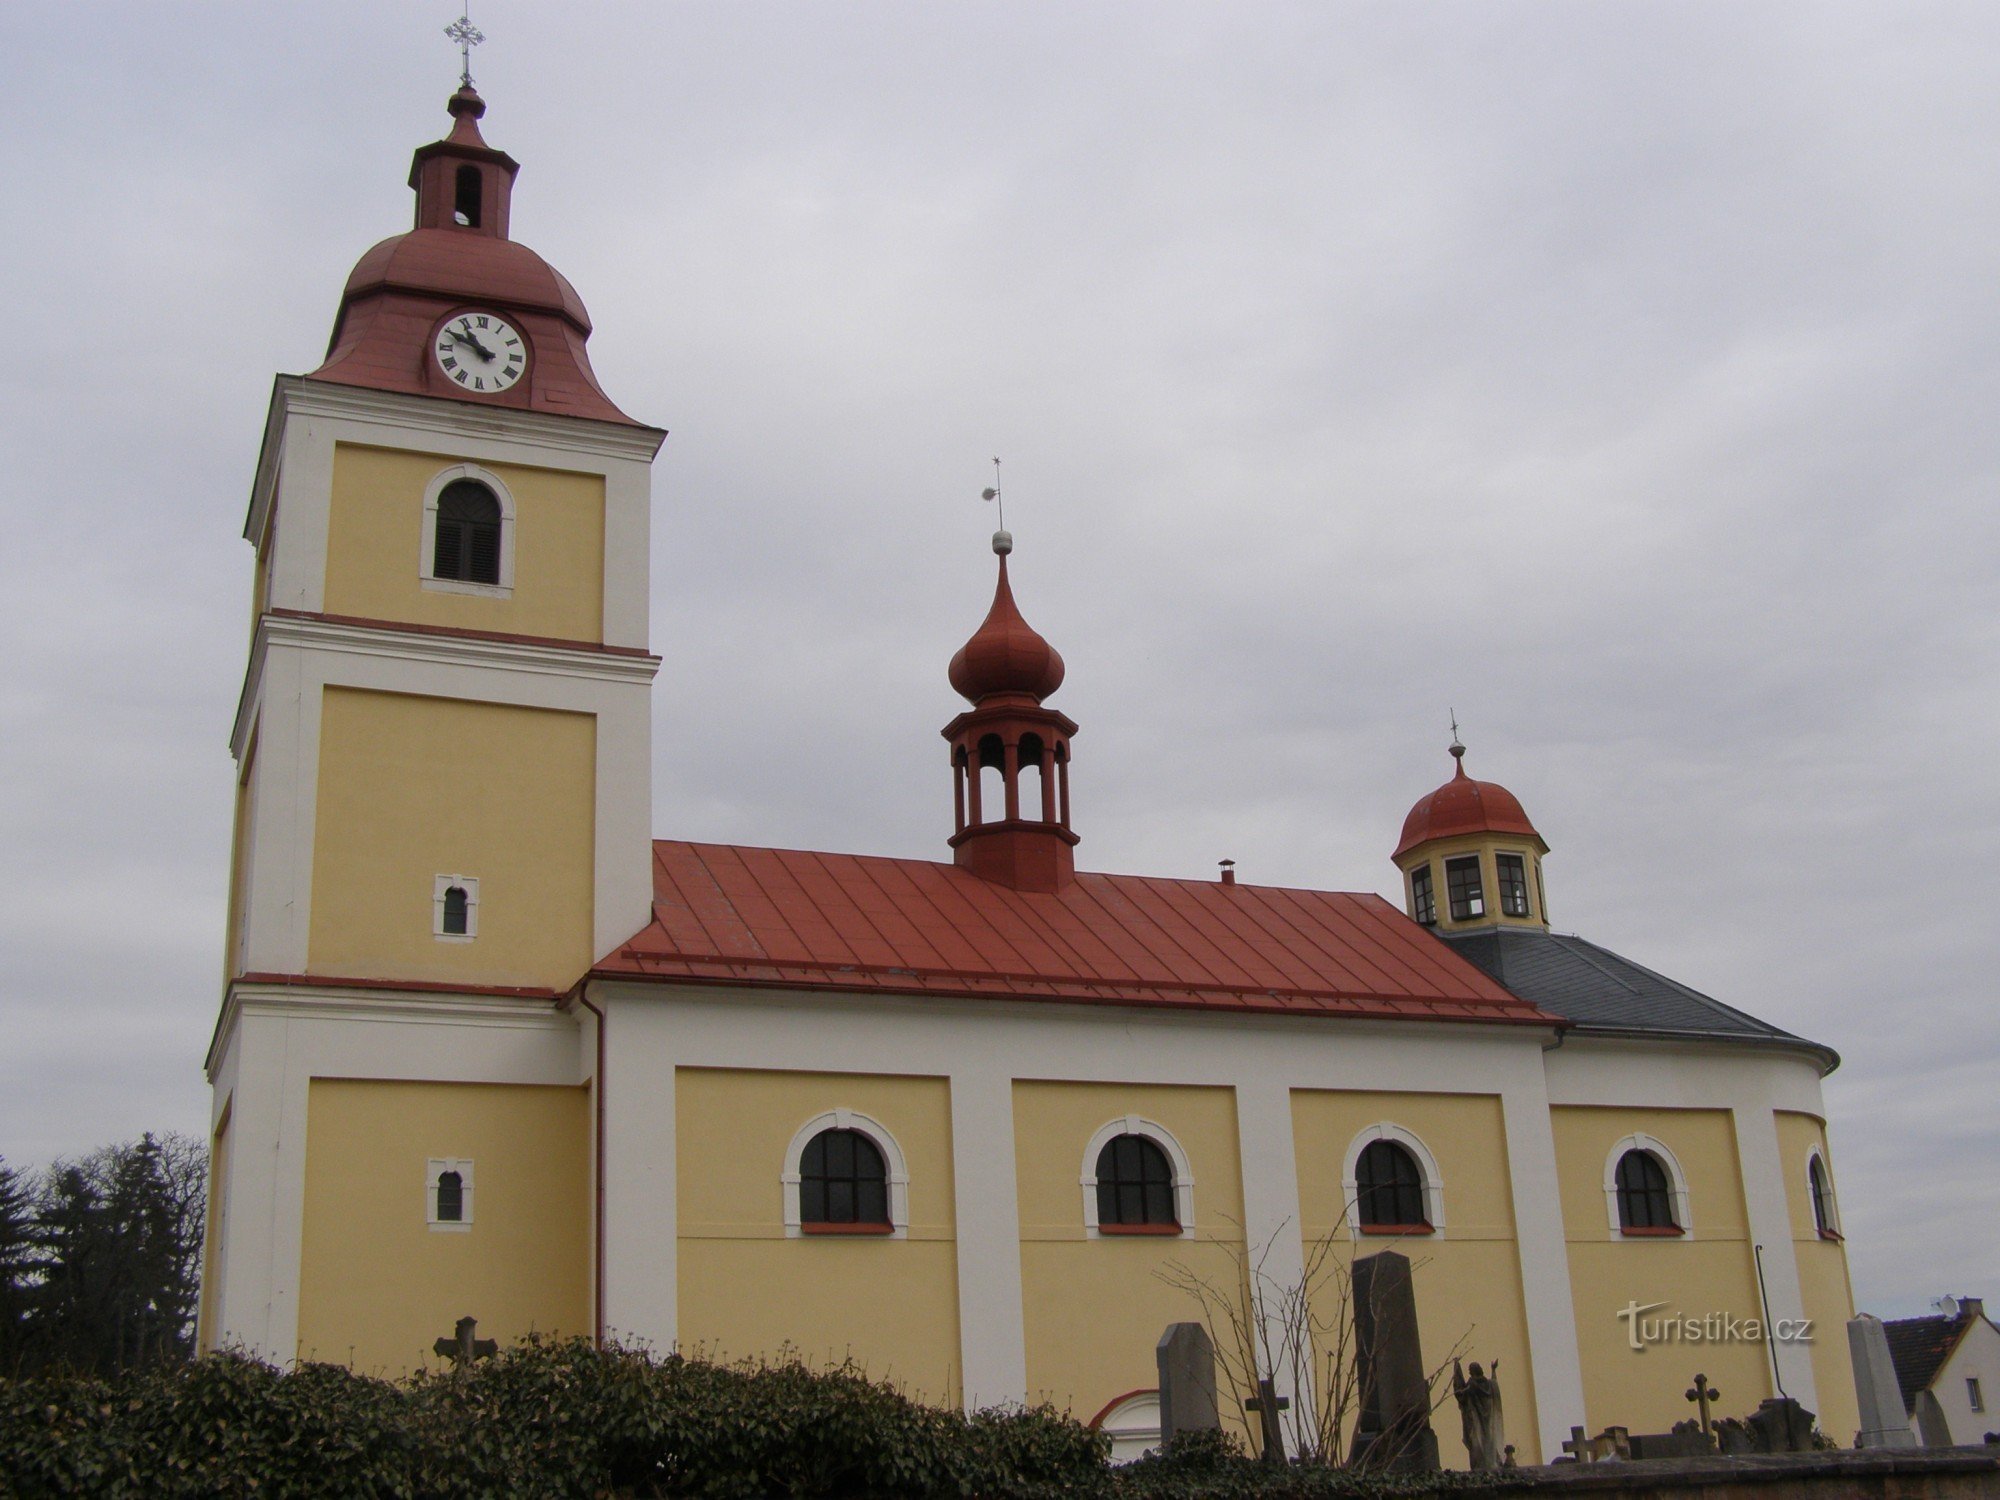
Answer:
[432, 311, 527, 393]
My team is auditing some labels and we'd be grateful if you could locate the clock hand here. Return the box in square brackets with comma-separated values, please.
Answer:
[455, 321, 499, 360]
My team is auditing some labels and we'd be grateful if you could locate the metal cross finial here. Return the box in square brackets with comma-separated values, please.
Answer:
[445, 7, 485, 88]
[979, 457, 1006, 533]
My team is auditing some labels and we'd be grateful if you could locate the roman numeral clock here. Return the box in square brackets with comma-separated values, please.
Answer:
[433, 311, 526, 392]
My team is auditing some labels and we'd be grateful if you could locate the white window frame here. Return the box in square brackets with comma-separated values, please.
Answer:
[420, 462, 517, 597]
[1080, 1115, 1195, 1238]
[781, 1108, 909, 1239]
[427, 1157, 473, 1231]
[1340, 1121, 1447, 1239]
[1604, 1132, 1694, 1239]
[1805, 1146, 1841, 1237]
[433, 875, 479, 942]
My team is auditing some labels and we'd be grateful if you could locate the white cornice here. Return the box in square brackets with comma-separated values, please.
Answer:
[206, 980, 573, 1078]
[245, 375, 667, 542]
[230, 613, 660, 758]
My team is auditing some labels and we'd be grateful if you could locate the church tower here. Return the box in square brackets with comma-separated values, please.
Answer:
[203, 84, 662, 1368]
[1392, 738, 1550, 934]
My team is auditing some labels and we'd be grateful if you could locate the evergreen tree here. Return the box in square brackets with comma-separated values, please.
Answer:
[0, 1156, 34, 1374]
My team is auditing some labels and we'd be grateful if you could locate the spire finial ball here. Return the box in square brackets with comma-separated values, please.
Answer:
[992, 529, 1013, 556]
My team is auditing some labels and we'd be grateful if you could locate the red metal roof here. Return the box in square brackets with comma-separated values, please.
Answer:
[594, 841, 1558, 1027]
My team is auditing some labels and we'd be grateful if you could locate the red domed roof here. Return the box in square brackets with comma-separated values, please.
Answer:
[334, 229, 593, 331]
[949, 554, 1065, 704]
[1394, 748, 1543, 859]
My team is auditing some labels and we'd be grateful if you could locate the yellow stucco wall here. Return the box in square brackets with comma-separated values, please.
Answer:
[1293, 1090, 1541, 1464]
[307, 687, 596, 990]
[197, 1104, 231, 1355]
[1014, 1081, 1246, 1427]
[675, 1068, 962, 1405]
[322, 443, 606, 643]
[297, 1078, 590, 1375]
[1552, 1106, 1772, 1435]
[1776, 1111, 1858, 1442]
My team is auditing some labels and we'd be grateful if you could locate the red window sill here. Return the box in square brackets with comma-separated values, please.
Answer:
[1098, 1222, 1183, 1236]
[1619, 1225, 1685, 1237]
[1359, 1223, 1435, 1237]
[800, 1222, 895, 1236]
[1817, 1228, 1844, 1242]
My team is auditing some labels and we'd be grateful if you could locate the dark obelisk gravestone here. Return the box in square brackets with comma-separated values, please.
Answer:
[1347, 1250, 1440, 1471]
[1156, 1322, 1221, 1447]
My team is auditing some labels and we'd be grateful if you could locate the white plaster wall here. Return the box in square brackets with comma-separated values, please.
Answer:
[1935, 1318, 2000, 1443]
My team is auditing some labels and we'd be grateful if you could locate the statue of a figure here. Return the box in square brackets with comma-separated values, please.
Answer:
[1452, 1358, 1505, 1471]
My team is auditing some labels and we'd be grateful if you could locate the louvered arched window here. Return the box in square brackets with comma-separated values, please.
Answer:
[800, 1127, 890, 1228]
[1355, 1139, 1429, 1230]
[1808, 1154, 1838, 1238]
[1615, 1149, 1678, 1232]
[433, 479, 502, 584]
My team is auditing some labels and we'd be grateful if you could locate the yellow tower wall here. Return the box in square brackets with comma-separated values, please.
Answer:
[322, 443, 606, 643]
[1776, 1110, 1858, 1441]
[296, 1078, 590, 1374]
[1552, 1105, 1771, 1435]
[1292, 1089, 1541, 1464]
[1012, 1080, 1246, 1429]
[307, 687, 596, 989]
[675, 1068, 962, 1405]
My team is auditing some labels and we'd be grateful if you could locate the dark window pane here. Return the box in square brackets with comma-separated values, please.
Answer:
[442, 886, 468, 935]
[1096, 1133, 1177, 1226]
[801, 1176, 826, 1223]
[436, 1170, 463, 1222]
[826, 1179, 854, 1222]
[1411, 865, 1436, 926]
[858, 1178, 888, 1225]
[1356, 1140, 1426, 1227]
[1446, 857, 1485, 921]
[434, 481, 502, 584]
[800, 1127, 890, 1226]
[1615, 1150, 1675, 1230]
[1497, 854, 1530, 917]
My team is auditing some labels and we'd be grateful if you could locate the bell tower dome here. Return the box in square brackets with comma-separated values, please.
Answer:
[942, 532, 1079, 892]
[1393, 738, 1551, 933]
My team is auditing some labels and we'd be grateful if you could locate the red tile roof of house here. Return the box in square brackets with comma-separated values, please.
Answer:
[593, 841, 1559, 1027]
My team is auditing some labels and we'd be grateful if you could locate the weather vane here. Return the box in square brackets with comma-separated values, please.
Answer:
[979, 457, 1006, 533]
[1449, 708, 1464, 756]
[445, 6, 485, 88]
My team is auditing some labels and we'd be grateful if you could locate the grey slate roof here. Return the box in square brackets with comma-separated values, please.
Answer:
[1439, 926, 1837, 1069]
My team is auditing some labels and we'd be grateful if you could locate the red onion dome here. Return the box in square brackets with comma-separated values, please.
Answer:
[948, 547, 1065, 704]
[1394, 745, 1542, 859]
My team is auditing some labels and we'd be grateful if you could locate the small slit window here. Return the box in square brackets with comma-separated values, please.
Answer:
[454, 164, 482, 227]
[1808, 1154, 1839, 1238]
[426, 1158, 472, 1229]
[1615, 1149, 1678, 1232]
[1445, 855, 1484, 920]
[800, 1128, 890, 1230]
[441, 886, 468, 935]
[1096, 1134, 1178, 1230]
[1410, 863, 1436, 926]
[433, 480, 502, 585]
[435, 1170, 464, 1221]
[1496, 853, 1530, 917]
[1355, 1139, 1429, 1231]
[433, 875, 479, 941]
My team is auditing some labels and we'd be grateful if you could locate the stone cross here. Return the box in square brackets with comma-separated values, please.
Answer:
[1246, 1376, 1291, 1465]
[432, 1314, 498, 1367]
[1561, 1426, 1590, 1462]
[1685, 1372, 1720, 1437]
[1155, 1322, 1220, 1448]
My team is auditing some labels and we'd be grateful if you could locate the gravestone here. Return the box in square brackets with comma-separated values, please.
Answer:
[1747, 1396, 1815, 1453]
[1848, 1316, 1919, 1448]
[1155, 1322, 1220, 1448]
[1627, 1428, 1712, 1460]
[1347, 1250, 1440, 1471]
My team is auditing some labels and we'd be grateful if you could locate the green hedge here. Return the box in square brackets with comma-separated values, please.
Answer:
[0, 1340, 1501, 1499]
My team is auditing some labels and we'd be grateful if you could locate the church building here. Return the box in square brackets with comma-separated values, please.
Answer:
[199, 86, 1861, 1463]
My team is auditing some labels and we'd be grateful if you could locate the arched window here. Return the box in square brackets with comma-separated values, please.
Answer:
[441, 885, 469, 935]
[1615, 1149, 1678, 1232]
[453, 164, 482, 228]
[1355, 1140, 1429, 1230]
[1096, 1134, 1178, 1230]
[1808, 1153, 1839, 1238]
[435, 1169, 464, 1222]
[800, 1127, 890, 1230]
[433, 480, 502, 584]
[426, 1157, 473, 1229]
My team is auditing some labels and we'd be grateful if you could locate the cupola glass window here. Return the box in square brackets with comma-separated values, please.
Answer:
[433, 480, 503, 585]
[1445, 856, 1484, 921]
[1410, 864, 1436, 926]
[1496, 853, 1531, 917]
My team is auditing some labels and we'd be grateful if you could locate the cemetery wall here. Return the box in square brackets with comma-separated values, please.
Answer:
[295, 1077, 590, 1371]
[1291, 1087, 1542, 1463]
[1551, 1105, 1772, 1437]
[673, 1067, 963, 1405]
[1011, 1079, 1251, 1435]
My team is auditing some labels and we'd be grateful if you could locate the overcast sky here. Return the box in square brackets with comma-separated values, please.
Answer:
[1, 3, 1993, 1322]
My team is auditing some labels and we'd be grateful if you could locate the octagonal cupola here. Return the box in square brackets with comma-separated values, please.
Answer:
[942, 531, 1079, 893]
[1393, 737, 1550, 933]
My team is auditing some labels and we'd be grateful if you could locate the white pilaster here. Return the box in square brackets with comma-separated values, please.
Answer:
[1233, 1080, 1310, 1456]
[949, 1067, 1028, 1409]
[1500, 1074, 1588, 1457]
[598, 996, 678, 1352]
[1732, 1105, 1820, 1411]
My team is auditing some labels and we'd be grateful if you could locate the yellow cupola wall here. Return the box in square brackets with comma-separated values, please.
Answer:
[1393, 741, 1551, 934]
